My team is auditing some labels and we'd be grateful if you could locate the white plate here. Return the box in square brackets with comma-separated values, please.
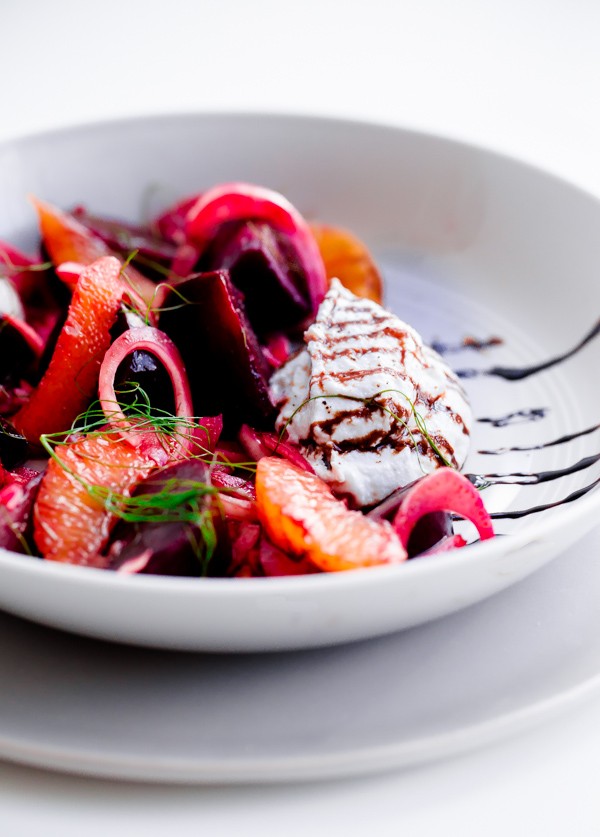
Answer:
[0, 113, 599, 651]
[1, 524, 599, 783]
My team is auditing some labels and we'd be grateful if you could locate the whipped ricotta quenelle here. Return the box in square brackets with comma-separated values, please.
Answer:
[270, 279, 472, 507]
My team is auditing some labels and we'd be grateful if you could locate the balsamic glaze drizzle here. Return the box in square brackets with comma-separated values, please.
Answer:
[456, 318, 600, 381]
[477, 408, 548, 428]
[432, 336, 504, 355]
[444, 317, 600, 520]
[467, 452, 600, 488]
[490, 477, 600, 520]
[478, 422, 600, 455]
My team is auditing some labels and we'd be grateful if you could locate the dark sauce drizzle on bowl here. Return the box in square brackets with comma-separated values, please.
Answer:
[454, 319, 600, 381]
[435, 318, 600, 521]
[478, 422, 600, 455]
[477, 408, 548, 428]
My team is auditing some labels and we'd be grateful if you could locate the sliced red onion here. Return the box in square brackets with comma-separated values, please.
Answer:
[0, 482, 21, 507]
[259, 536, 321, 577]
[171, 243, 200, 278]
[264, 434, 314, 473]
[55, 261, 84, 285]
[185, 183, 327, 316]
[1, 315, 44, 359]
[218, 494, 257, 521]
[237, 424, 269, 461]
[117, 549, 154, 575]
[393, 468, 495, 548]
[262, 333, 292, 369]
[238, 424, 314, 473]
[231, 522, 261, 562]
[194, 415, 223, 454]
[10, 465, 43, 487]
[152, 195, 202, 245]
[418, 534, 467, 556]
[0, 382, 32, 417]
[0, 470, 42, 552]
[0, 241, 60, 338]
[1, 314, 45, 402]
[0, 241, 38, 272]
[210, 466, 256, 499]
[215, 441, 251, 465]
[99, 326, 196, 462]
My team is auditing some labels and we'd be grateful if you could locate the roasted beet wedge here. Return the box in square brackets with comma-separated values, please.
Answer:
[200, 221, 312, 335]
[0, 419, 29, 470]
[0, 315, 43, 387]
[159, 270, 273, 428]
[106, 460, 229, 577]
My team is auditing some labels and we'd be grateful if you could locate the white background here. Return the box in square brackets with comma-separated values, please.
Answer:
[1, 0, 600, 834]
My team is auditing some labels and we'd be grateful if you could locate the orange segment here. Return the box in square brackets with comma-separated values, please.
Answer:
[13, 257, 124, 444]
[33, 197, 157, 305]
[256, 457, 406, 571]
[34, 434, 151, 565]
[310, 223, 383, 303]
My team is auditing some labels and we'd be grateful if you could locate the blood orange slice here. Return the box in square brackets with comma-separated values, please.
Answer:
[256, 456, 406, 572]
[34, 434, 151, 566]
[310, 223, 383, 303]
[13, 256, 123, 445]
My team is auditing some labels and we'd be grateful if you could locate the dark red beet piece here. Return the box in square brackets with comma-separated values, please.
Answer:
[0, 419, 29, 469]
[111, 522, 207, 576]
[0, 315, 44, 415]
[0, 315, 43, 386]
[200, 221, 311, 335]
[159, 270, 274, 429]
[106, 460, 229, 577]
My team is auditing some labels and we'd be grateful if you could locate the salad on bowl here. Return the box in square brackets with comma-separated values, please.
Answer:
[0, 181, 494, 579]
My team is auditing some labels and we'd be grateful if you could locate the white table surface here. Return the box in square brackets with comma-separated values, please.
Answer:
[1, 0, 600, 833]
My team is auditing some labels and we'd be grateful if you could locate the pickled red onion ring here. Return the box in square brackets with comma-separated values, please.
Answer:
[419, 534, 467, 556]
[393, 468, 494, 548]
[238, 424, 314, 473]
[99, 326, 195, 460]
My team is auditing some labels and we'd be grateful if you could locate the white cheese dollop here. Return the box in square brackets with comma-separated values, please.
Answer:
[270, 279, 472, 507]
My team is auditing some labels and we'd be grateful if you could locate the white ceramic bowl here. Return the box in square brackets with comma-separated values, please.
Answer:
[0, 113, 598, 652]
